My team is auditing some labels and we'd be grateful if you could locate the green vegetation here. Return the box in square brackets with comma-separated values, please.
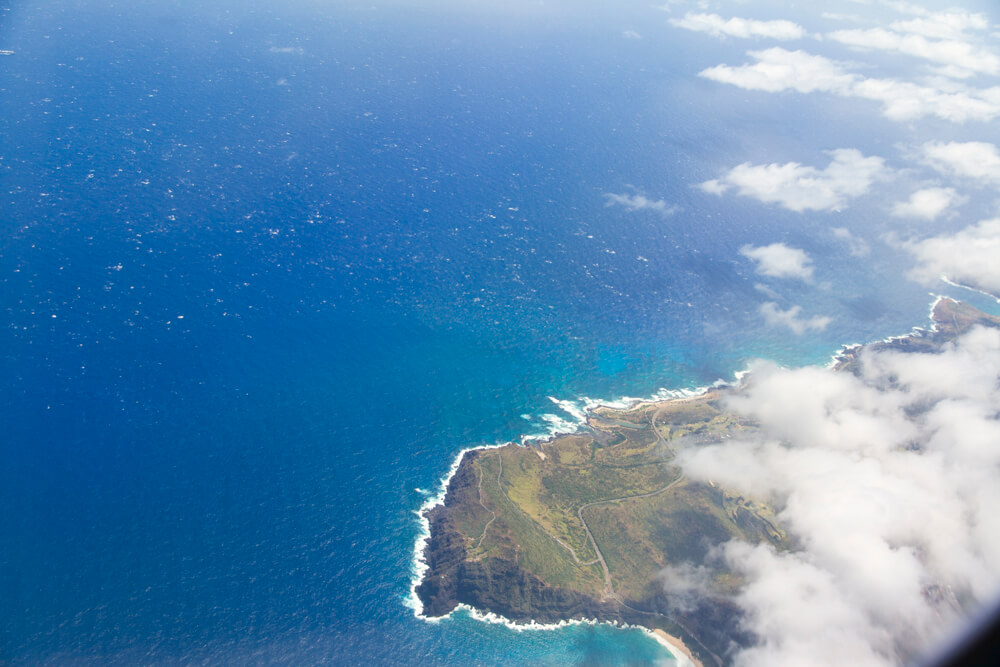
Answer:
[459, 390, 783, 609]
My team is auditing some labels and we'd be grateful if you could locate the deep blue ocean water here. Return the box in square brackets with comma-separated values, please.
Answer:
[3, 1, 999, 664]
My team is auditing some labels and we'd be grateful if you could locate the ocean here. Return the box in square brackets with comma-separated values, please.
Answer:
[3, 1, 998, 664]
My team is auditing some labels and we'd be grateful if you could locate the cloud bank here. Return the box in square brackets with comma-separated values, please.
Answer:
[701, 149, 885, 212]
[674, 326, 1000, 666]
[890, 10, 990, 41]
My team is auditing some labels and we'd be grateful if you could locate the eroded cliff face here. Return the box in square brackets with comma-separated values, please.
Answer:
[416, 452, 623, 623]
[415, 502, 468, 617]
[415, 455, 478, 618]
[457, 556, 626, 624]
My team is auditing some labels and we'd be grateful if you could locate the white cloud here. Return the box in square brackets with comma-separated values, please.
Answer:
[906, 219, 1000, 295]
[760, 302, 832, 334]
[699, 48, 1000, 123]
[702, 148, 885, 212]
[849, 77, 1000, 123]
[700, 48, 855, 94]
[723, 542, 898, 667]
[657, 0, 712, 14]
[604, 192, 677, 215]
[890, 10, 990, 41]
[675, 326, 1000, 665]
[740, 243, 814, 280]
[670, 12, 805, 40]
[827, 27, 1000, 77]
[622, 29, 642, 40]
[922, 141, 1000, 185]
[890, 187, 960, 221]
[698, 179, 729, 196]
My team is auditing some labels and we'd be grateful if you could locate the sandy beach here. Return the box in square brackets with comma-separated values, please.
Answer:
[653, 629, 704, 667]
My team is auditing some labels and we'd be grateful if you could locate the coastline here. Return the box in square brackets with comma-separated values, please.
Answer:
[824, 293, 947, 370]
[404, 391, 726, 663]
[406, 295, 960, 661]
[419, 599, 701, 667]
[407, 443, 508, 618]
[406, 372, 748, 615]
[942, 276, 1000, 304]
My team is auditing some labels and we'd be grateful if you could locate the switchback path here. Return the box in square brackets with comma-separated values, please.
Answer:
[576, 412, 684, 598]
[484, 410, 684, 593]
[474, 453, 500, 549]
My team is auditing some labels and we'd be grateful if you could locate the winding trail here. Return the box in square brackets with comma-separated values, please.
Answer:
[479, 408, 719, 665]
[577, 411, 721, 666]
[474, 453, 500, 549]
[485, 449, 601, 566]
[577, 470, 686, 597]
[551, 534, 601, 567]
[575, 411, 684, 598]
[483, 409, 716, 664]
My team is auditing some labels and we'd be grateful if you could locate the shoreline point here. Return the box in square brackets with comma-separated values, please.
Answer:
[652, 629, 703, 667]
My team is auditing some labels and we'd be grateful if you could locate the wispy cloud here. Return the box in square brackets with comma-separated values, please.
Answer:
[760, 302, 831, 334]
[740, 243, 814, 281]
[604, 192, 677, 215]
[701, 148, 886, 212]
[675, 325, 1000, 665]
[832, 227, 871, 257]
[821, 12, 865, 24]
[670, 12, 805, 40]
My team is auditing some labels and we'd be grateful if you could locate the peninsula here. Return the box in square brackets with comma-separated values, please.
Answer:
[414, 298, 1000, 666]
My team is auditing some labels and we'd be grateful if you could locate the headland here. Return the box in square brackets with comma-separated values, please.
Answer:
[411, 297, 1000, 666]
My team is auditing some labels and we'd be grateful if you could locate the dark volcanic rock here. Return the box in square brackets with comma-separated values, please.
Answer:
[415, 452, 480, 617]
[415, 502, 467, 617]
[455, 557, 623, 624]
[416, 451, 623, 624]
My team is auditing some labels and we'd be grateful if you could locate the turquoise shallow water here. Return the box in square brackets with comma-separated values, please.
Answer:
[3, 1, 998, 664]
